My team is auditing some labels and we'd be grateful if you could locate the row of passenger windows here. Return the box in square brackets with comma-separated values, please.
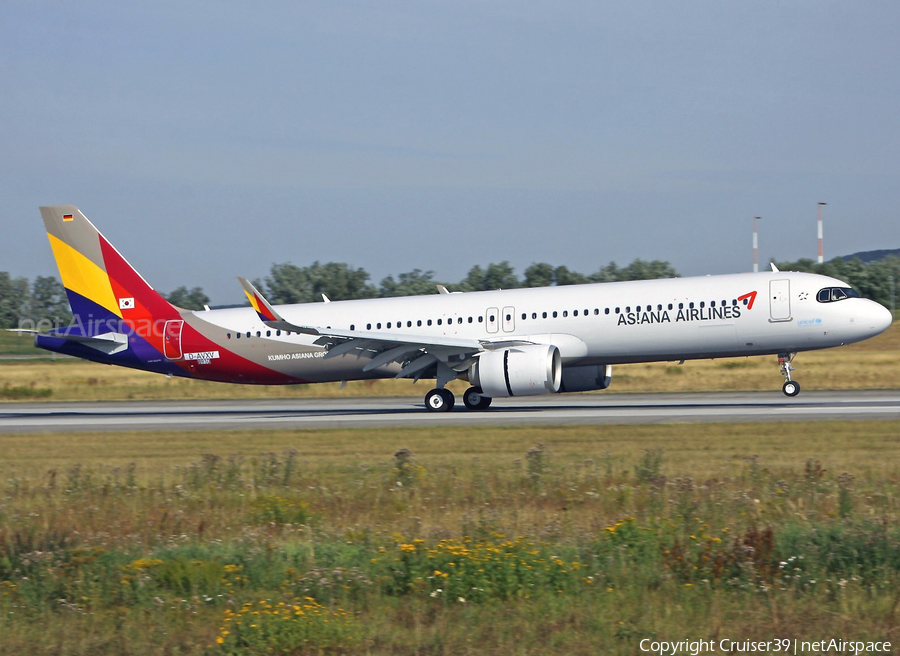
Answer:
[354, 298, 751, 330]
[224, 297, 752, 338]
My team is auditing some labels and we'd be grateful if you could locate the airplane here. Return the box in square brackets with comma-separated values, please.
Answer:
[32, 205, 893, 412]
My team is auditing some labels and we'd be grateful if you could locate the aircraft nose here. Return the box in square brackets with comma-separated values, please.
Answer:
[865, 300, 893, 336]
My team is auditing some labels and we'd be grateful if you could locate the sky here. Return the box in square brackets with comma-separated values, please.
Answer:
[2, 0, 899, 304]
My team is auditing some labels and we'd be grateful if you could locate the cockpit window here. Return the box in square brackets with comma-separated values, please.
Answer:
[816, 287, 860, 303]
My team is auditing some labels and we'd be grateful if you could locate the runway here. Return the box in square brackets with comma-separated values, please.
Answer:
[0, 390, 898, 433]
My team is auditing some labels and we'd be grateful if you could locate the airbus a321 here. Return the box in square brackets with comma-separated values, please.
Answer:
[32, 206, 893, 412]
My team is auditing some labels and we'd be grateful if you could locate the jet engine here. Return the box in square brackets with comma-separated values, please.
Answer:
[559, 364, 612, 392]
[469, 344, 561, 398]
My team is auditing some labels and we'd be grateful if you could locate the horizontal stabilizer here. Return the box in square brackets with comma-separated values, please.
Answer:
[29, 330, 129, 355]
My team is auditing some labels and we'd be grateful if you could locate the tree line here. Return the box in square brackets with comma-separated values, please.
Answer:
[2, 254, 896, 329]
[773, 256, 900, 310]
[258, 258, 680, 304]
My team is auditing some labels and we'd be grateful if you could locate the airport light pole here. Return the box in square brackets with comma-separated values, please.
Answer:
[752, 216, 761, 273]
[817, 202, 827, 264]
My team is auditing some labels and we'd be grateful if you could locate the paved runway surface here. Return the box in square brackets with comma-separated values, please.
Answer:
[0, 390, 898, 433]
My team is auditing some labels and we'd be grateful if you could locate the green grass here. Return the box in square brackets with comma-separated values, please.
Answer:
[0, 330, 44, 357]
[1, 421, 900, 653]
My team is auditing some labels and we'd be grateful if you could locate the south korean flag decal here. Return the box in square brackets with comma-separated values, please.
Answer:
[119, 297, 135, 310]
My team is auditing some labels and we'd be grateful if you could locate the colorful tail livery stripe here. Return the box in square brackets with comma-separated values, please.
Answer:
[40, 206, 177, 337]
[39, 206, 303, 384]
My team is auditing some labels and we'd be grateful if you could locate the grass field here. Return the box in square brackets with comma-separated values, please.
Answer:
[2, 421, 900, 654]
[1, 324, 898, 402]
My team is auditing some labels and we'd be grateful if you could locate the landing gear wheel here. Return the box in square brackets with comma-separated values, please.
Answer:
[463, 387, 493, 411]
[425, 388, 455, 412]
[777, 352, 800, 397]
[782, 381, 801, 397]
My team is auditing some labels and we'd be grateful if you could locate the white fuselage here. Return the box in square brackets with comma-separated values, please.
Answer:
[186, 271, 892, 383]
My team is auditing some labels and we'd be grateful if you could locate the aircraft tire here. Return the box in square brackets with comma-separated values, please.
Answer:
[463, 387, 492, 410]
[425, 388, 455, 412]
[782, 381, 801, 397]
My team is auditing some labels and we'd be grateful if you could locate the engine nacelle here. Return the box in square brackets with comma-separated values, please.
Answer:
[559, 364, 612, 393]
[469, 344, 561, 398]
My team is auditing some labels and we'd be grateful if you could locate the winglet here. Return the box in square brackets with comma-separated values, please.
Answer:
[770, 262, 780, 272]
[238, 277, 282, 323]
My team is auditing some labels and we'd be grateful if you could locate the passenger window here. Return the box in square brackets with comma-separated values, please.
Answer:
[489, 315, 495, 322]
[367, 323, 372, 330]
[428, 319, 432, 326]
[387, 322, 392, 329]
[700, 302, 705, 309]
[277, 330, 282, 336]
[478, 316, 483, 323]
[226, 333, 231, 339]
[437, 319, 442, 325]
[266, 330, 271, 336]
[542, 312, 548, 319]
[521, 313, 526, 320]
[689, 303, 694, 309]
[236, 333, 240, 339]
[417, 320, 422, 327]
[468, 317, 473, 323]
[532, 312, 537, 319]
[458, 317, 463, 324]
[246, 332, 251, 338]
[377, 323, 382, 329]
[573, 310, 578, 316]
[678, 303, 683, 310]
[604, 308, 609, 315]
[552, 311, 558, 318]
[562, 310, 568, 317]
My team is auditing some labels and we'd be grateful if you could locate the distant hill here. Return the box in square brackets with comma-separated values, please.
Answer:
[839, 248, 900, 263]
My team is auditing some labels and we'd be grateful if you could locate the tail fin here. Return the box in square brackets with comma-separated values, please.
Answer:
[40, 205, 179, 336]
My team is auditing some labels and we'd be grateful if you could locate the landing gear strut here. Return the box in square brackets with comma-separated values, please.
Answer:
[425, 388, 455, 412]
[778, 353, 800, 397]
[463, 386, 492, 411]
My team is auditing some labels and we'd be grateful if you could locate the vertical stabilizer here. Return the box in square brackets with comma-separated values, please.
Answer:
[40, 205, 179, 336]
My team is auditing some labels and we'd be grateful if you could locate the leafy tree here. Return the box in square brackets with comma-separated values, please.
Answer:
[620, 259, 679, 281]
[458, 262, 521, 291]
[166, 286, 210, 311]
[523, 263, 554, 288]
[553, 265, 588, 286]
[588, 261, 621, 283]
[379, 269, 441, 297]
[30, 276, 72, 325]
[264, 262, 376, 304]
[0, 272, 31, 328]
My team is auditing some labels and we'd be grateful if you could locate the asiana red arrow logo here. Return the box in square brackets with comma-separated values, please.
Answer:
[737, 291, 757, 309]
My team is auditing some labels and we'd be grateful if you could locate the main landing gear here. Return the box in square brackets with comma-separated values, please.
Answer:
[424, 386, 493, 412]
[778, 352, 801, 397]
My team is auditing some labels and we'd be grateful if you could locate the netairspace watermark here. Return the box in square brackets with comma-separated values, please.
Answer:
[639, 638, 891, 655]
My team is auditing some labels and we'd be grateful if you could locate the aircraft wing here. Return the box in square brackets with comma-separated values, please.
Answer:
[238, 278, 527, 385]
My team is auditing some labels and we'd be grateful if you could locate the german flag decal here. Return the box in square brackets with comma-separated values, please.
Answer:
[63, 214, 74, 222]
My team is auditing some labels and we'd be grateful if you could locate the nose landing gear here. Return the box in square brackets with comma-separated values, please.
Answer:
[778, 353, 800, 397]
